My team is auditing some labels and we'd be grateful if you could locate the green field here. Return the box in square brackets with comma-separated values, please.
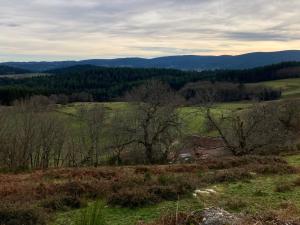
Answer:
[56, 101, 252, 136]
[57, 77, 300, 133]
[252, 78, 300, 99]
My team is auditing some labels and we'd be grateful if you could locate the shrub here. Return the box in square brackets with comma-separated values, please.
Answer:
[165, 165, 203, 173]
[58, 181, 87, 197]
[275, 182, 294, 192]
[252, 164, 296, 175]
[221, 197, 248, 211]
[253, 189, 268, 197]
[137, 212, 203, 225]
[157, 175, 177, 185]
[0, 207, 46, 225]
[203, 155, 297, 178]
[135, 167, 149, 174]
[149, 186, 178, 201]
[75, 201, 106, 225]
[144, 172, 152, 181]
[246, 204, 300, 225]
[41, 195, 86, 211]
[202, 168, 253, 183]
[293, 177, 300, 186]
[205, 155, 287, 170]
[107, 188, 158, 208]
[110, 176, 145, 192]
[178, 178, 197, 195]
[57, 180, 107, 199]
[157, 175, 195, 194]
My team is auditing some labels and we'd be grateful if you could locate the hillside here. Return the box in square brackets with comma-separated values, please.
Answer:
[254, 78, 300, 98]
[0, 65, 31, 75]
[0, 62, 299, 105]
[2, 50, 300, 72]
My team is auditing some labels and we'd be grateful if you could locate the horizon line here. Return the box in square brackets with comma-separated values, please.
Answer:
[1, 49, 300, 63]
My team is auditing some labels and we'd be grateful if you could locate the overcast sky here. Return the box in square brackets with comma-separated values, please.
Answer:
[1, 0, 300, 61]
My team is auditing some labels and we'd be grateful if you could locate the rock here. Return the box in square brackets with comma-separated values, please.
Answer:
[205, 189, 217, 194]
[193, 188, 218, 198]
[199, 208, 240, 225]
[195, 190, 211, 195]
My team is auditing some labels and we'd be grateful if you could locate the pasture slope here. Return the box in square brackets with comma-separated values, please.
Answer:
[254, 78, 300, 98]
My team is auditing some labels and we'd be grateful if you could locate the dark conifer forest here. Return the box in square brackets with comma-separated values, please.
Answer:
[0, 62, 299, 104]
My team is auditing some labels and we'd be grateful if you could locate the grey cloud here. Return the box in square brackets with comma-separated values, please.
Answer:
[0, 22, 20, 27]
[0, 0, 300, 61]
[224, 32, 298, 42]
[134, 47, 215, 54]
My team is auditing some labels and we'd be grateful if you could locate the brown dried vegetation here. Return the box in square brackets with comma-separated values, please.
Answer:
[0, 155, 298, 223]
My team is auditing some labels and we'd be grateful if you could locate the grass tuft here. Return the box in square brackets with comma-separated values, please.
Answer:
[75, 202, 107, 225]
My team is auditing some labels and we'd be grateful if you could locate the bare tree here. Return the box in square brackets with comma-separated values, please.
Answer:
[105, 110, 136, 165]
[78, 104, 106, 166]
[118, 80, 183, 164]
[0, 96, 67, 171]
[34, 114, 66, 169]
[199, 93, 300, 155]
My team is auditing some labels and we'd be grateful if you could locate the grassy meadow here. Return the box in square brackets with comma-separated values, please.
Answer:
[55, 101, 252, 136]
[249, 78, 300, 99]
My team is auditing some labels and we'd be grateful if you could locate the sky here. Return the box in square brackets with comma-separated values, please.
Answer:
[1, 0, 300, 62]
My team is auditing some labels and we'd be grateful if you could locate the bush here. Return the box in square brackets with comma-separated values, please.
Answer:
[253, 189, 268, 197]
[202, 168, 253, 183]
[206, 155, 288, 170]
[59, 181, 87, 197]
[157, 175, 177, 185]
[107, 188, 158, 208]
[149, 186, 178, 201]
[137, 212, 203, 225]
[134, 167, 150, 174]
[57, 180, 107, 199]
[293, 177, 300, 186]
[0, 207, 46, 225]
[221, 197, 248, 211]
[275, 182, 294, 192]
[41, 195, 86, 211]
[110, 176, 145, 192]
[252, 164, 296, 175]
[157, 175, 195, 194]
[144, 172, 152, 182]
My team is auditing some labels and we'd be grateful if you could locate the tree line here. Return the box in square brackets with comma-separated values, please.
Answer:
[0, 65, 30, 75]
[180, 81, 281, 103]
[0, 81, 183, 171]
[0, 62, 299, 104]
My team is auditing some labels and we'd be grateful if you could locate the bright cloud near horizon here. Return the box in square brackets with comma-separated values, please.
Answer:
[1, 0, 300, 62]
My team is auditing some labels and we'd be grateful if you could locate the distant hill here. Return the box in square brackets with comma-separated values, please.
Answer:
[0, 65, 31, 75]
[2, 50, 300, 72]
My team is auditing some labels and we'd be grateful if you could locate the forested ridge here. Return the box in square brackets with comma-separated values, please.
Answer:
[0, 65, 31, 75]
[2, 50, 300, 71]
[0, 62, 299, 104]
